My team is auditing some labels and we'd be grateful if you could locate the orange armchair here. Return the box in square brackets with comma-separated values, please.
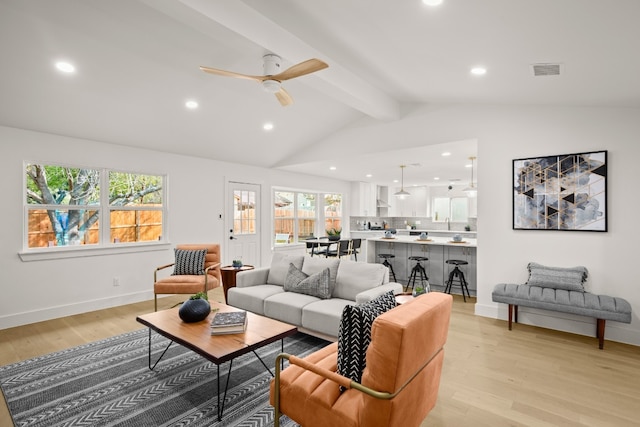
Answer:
[271, 292, 453, 427]
[153, 244, 222, 311]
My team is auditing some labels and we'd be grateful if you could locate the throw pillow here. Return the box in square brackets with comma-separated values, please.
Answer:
[267, 253, 305, 286]
[172, 248, 207, 275]
[337, 291, 396, 388]
[526, 262, 588, 292]
[284, 263, 331, 299]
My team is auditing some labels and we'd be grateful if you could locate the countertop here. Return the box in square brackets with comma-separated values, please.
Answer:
[368, 235, 477, 248]
[351, 229, 476, 235]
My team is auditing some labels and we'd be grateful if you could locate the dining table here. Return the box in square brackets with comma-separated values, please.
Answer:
[305, 237, 344, 257]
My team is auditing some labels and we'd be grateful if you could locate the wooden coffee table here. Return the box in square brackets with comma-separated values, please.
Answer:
[136, 301, 297, 421]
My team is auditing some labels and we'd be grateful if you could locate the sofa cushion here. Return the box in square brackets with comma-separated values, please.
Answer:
[172, 248, 207, 276]
[302, 256, 339, 294]
[527, 262, 588, 292]
[284, 263, 332, 299]
[337, 291, 396, 387]
[227, 285, 284, 315]
[333, 260, 387, 301]
[264, 291, 320, 326]
[302, 298, 354, 338]
[267, 253, 305, 286]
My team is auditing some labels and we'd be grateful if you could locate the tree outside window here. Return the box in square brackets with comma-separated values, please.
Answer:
[25, 164, 164, 248]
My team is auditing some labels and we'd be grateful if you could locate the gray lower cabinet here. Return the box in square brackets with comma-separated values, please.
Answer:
[371, 240, 476, 296]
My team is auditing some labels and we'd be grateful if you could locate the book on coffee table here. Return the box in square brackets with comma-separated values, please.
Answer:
[210, 311, 247, 335]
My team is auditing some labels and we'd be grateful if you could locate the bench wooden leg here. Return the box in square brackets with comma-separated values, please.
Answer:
[507, 304, 514, 330]
[597, 319, 606, 350]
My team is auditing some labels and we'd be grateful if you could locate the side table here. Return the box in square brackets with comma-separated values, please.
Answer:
[220, 265, 254, 302]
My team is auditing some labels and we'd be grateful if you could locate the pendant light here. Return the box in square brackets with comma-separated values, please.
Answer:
[463, 156, 477, 197]
[394, 165, 411, 198]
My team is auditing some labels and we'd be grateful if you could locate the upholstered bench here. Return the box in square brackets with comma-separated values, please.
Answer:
[492, 262, 632, 349]
[492, 283, 632, 349]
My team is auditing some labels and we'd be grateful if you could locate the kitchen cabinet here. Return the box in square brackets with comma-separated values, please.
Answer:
[351, 182, 377, 216]
[390, 186, 428, 217]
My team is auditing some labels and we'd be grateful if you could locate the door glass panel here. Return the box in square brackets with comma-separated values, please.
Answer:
[234, 190, 256, 235]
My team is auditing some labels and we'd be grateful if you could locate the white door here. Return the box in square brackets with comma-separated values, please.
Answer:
[227, 182, 261, 267]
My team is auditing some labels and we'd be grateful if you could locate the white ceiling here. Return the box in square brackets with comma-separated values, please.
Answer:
[1, 0, 639, 187]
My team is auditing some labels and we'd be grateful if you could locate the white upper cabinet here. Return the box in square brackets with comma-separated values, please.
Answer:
[390, 186, 428, 217]
[351, 182, 377, 216]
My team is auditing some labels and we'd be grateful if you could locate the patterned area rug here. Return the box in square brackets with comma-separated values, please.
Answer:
[0, 329, 328, 426]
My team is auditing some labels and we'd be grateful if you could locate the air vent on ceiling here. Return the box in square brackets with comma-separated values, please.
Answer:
[531, 63, 561, 77]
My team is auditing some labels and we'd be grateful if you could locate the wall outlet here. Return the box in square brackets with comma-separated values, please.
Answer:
[113, 277, 120, 287]
[415, 220, 421, 225]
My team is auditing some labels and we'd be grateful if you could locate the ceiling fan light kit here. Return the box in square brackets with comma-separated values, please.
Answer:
[200, 54, 328, 106]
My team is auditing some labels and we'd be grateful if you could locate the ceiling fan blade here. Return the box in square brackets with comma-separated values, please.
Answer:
[199, 66, 264, 82]
[271, 59, 328, 82]
[275, 87, 293, 106]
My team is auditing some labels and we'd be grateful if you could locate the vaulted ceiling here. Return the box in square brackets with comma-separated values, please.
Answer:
[1, 0, 638, 186]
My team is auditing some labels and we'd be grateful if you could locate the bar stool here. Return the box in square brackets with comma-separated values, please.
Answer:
[378, 254, 397, 282]
[407, 256, 429, 292]
[444, 259, 471, 302]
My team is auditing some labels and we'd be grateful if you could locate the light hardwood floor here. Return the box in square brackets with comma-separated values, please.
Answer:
[1, 290, 639, 426]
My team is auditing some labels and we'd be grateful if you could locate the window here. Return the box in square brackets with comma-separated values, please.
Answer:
[433, 197, 468, 223]
[324, 193, 342, 233]
[25, 163, 164, 250]
[273, 190, 341, 244]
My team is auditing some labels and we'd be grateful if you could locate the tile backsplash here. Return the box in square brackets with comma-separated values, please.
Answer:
[350, 216, 477, 232]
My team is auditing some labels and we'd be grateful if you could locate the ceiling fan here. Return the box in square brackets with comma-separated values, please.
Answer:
[200, 54, 328, 106]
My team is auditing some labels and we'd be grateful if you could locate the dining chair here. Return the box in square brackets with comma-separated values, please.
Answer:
[326, 239, 352, 259]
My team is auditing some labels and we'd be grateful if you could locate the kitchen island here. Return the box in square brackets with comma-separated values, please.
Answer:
[366, 235, 477, 296]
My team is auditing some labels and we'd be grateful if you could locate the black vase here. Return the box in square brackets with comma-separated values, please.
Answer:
[179, 299, 211, 323]
[328, 235, 340, 241]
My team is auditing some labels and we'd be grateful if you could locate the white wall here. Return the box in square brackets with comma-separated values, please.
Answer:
[300, 104, 640, 346]
[0, 126, 351, 329]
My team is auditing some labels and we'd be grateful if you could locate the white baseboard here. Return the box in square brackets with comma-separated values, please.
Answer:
[0, 290, 154, 330]
[475, 301, 640, 347]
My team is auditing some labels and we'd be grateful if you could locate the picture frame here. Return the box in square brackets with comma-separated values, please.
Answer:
[513, 150, 607, 232]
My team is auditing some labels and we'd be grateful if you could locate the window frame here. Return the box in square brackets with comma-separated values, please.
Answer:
[273, 188, 342, 245]
[432, 196, 469, 223]
[20, 162, 168, 261]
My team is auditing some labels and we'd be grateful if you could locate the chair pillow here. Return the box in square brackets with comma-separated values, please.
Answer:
[284, 263, 331, 299]
[337, 291, 396, 388]
[526, 262, 588, 292]
[172, 248, 207, 275]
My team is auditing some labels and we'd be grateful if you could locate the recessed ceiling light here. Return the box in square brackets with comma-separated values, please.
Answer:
[365, 174, 372, 178]
[185, 100, 198, 109]
[465, 163, 473, 168]
[329, 166, 337, 171]
[441, 152, 451, 157]
[471, 67, 487, 75]
[422, 0, 443, 5]
[55, 61, 75, 73]
[393, 179, 399, 183]
[434, 177, 440, 180]
[263, 122, 274, 131]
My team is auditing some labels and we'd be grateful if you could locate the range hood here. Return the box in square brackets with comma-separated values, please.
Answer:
[376, 199, 391, 208]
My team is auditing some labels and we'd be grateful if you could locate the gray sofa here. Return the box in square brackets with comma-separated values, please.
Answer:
[227, 253, 403, 340]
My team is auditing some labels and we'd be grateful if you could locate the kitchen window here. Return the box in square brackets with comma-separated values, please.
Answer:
[433, 197, 468, 223]
[24, 163, 165, 252]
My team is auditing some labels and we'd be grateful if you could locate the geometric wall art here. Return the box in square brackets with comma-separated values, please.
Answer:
[513, 150, 607, 231]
